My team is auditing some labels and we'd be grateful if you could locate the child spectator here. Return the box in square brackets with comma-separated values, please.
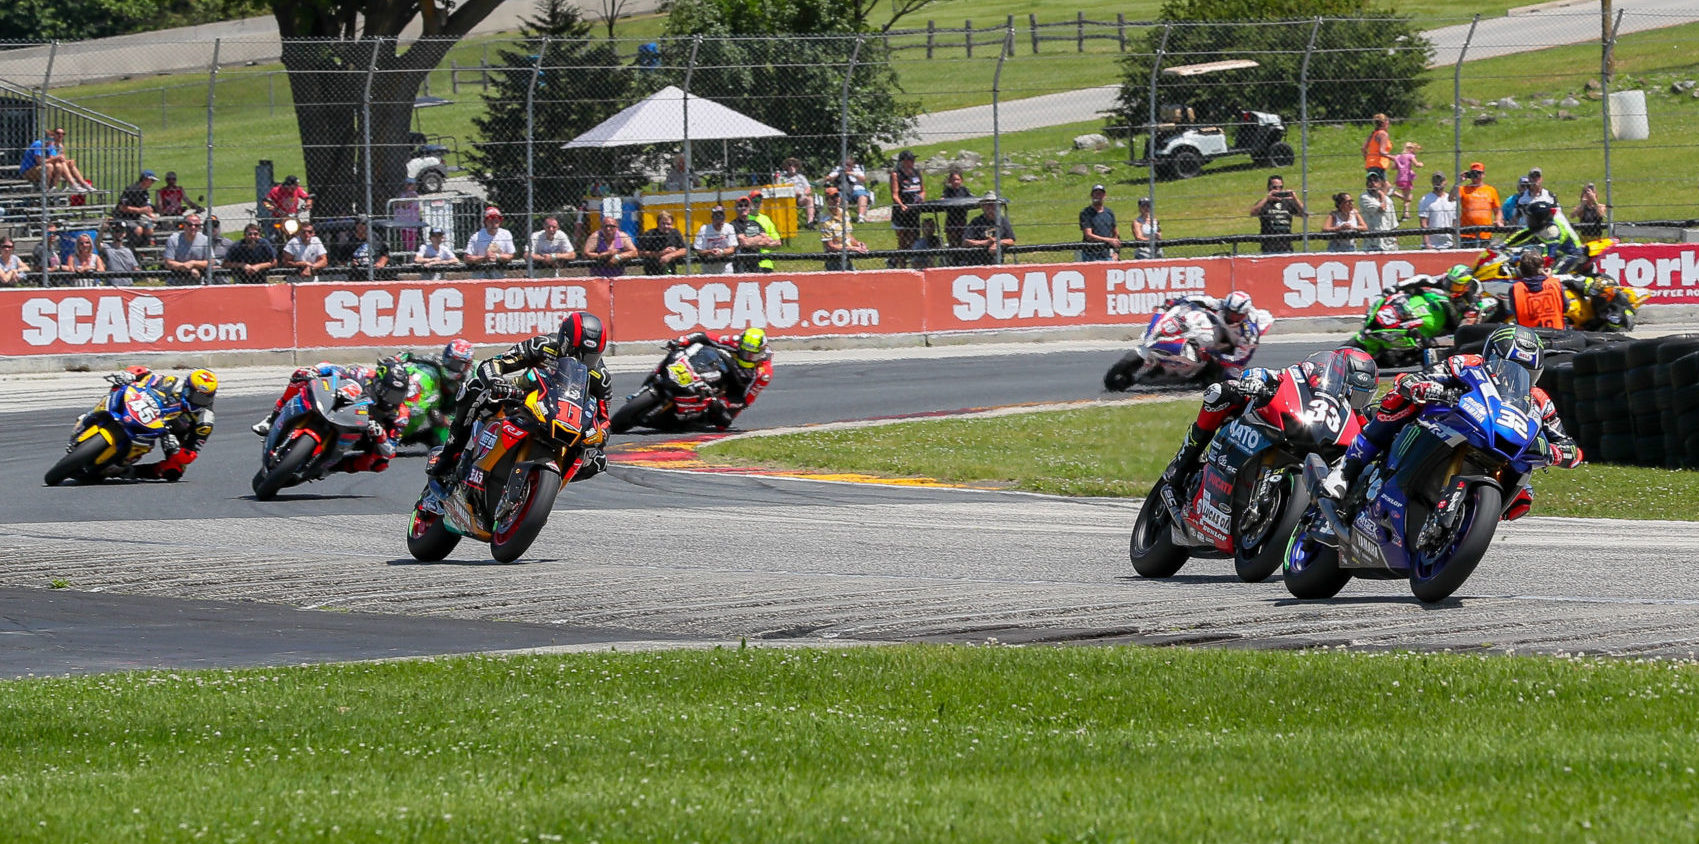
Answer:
[415, 227, 461, 280]
[781, 157, 815, 228]
[393, 178, 423, 253]
[637, 211, 688, 275]
[909, 218, 941, 269]
[223, 223, 277, 284]
[1391, 141, 1423, 222]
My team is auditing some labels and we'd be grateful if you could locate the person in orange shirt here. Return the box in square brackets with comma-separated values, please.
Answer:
[1455, 161, 1502, 246]
[1362, 113, 1392, 180]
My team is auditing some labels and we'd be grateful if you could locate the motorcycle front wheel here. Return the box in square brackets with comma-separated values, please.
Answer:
[407, 508, 461, 562]
[1234, 469, 1306, 583]
[1129, 481, 1188, 577]
[44, 435, 109, 486]
[610, 388, 662, 434]
[253, 437, 315, 501]
[1282, 508, 1350, 599]
[490, 467, 563, 563]
[1103, 351, 1145, 392]
[1408, 484, 1502, 603]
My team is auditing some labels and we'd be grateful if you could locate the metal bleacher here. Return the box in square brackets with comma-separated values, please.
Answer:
[0, 75, 139, 252]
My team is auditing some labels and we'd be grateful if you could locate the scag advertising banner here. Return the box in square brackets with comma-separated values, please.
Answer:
[920, 259, 1229, 333]
[1231, 251, 1471, 318]
[609, 271, 926, 341]
[291, 279, 614, 348]
[0, 285, 294, 355]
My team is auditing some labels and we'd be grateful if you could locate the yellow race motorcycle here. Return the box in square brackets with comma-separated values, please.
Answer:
[1473, 238, 1648, 331]
[45, 374, 182, 485]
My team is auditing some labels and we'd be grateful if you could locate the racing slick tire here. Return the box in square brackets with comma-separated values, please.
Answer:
[44, 436, 108, 486]
[253, 437, 314, 501]
[610, 389, 662, 434]
[1129, 481, 1189, 578]
[490, 467, 562, 563]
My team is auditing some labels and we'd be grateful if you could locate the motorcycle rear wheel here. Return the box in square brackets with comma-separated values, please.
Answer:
[610, 388, 662, 434]
[1103, 352, 1145, 392]
[1234, 470, 1306, 583]
[407, 509, 461, 562]
[490, 467, 563, 563]
[44, 436, 108, 486]
[1129, 481, 1188, 577]
[253, 437, 315, 501]
[1409, 485, 1502, 603]
[1282, 509, 1350, 599]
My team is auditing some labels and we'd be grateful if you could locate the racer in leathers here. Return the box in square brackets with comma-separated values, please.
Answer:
[666, 327, 774, 429]
[71, 367, 218, 481]
[1320, 325, 1582, 524]
[399, 338, 475, 435]
[1163, 291, 1274, 375]
[428, 312, 613, 483]
[252, 357, 411, 473]
[1377, 268, 1502, 337]
[1501, 200, 1586, 272]
[1160, 349, 1379, 497]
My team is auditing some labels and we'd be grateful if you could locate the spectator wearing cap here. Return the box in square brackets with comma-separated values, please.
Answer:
[114, 170, 159, 246]
[464, 206, 515, 279]
[337, 216, 389, 277]
[747, 191, 782, 272]
[1501, 175, 1532, 228]
[637, 211, 688, 275]
[529, 216, 577, 272]
[281, 221, 328, 278]
[962, 192, 1015, 265]
[101, 226, 141, 287]
[163, 212, 212, 284]
[1455, 162, 1502, 246]
[223, 222, 277, 284]
[1417, 172, 1458, 249]
[732, 195, 779, 274]
[820, 187, 868, 270]
[1359, 172, 1398, 253]
[393, 177, 423, 253]
[1132, 197, 1161, 260]
[1078, 183, 1120, 262]
[157, 171, 188, 217]
[693, 205, 738, 274]
[583, 216, 638, 278]
[416, 227, 460, 280]
[264, 175, 312, 220]
[889, 150, 925, 264]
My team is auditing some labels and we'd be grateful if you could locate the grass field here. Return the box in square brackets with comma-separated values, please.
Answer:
[4, 645, 1698, 841]
[701, 400, 1699, 520]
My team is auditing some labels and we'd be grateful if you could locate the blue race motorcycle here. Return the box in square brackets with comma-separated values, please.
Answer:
[1283, 358, 1550, 603]
[46, 375, 179, 485]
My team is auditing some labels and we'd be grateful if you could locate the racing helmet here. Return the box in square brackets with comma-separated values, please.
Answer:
[1444, 264, 1477, 299]
[440, 338, 474, 383]
[1335, 348, 1380, 412]
[734, 327, 769, 369]
[556, 312, 606, 364]
[1483, 325, 1545, 381]
[1523, 200, 1557, 230]
[1221, 290, 1254, 324]
[368, 356, 410, 409]
[184, 369, 218, 409]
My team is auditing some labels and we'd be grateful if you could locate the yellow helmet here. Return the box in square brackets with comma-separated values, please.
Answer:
[185, 368, 219, 408]
[735, 328, 768, 369]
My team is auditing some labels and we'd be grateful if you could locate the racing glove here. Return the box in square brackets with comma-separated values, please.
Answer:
[1546, 440, 1583, 469]
[160, 433, 181, 455]
[366, 420, 386, 441]
[1399, 378, 1448, 404]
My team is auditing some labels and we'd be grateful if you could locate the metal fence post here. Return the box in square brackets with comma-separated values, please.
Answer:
[992, 26, 1012, 265]
[1601, 9, 1623, 236]
[1298, 18, 1320, 250]
[362, 38, 382, 283]
[682, 36, 701, 276]
[38, 42, 56, 289]
[1451, 15, 1479, 247]
[526, 36, 549, 278]
[206, 39, 220, 243]
[1145, 24, 1171, 230]
[836, 35, 863, 271]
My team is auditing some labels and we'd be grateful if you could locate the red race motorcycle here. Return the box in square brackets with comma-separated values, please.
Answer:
[1129, 350, 1375, 582]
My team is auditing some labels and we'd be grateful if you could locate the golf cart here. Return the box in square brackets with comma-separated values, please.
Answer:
[1130, 59, 1294, 180]
[407, 96, 464, 194]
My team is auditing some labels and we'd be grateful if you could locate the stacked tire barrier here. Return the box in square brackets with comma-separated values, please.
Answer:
[1557, 333, 1699, 470]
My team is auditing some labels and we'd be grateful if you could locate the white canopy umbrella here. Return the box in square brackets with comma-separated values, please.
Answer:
[562, 85, 785, 148]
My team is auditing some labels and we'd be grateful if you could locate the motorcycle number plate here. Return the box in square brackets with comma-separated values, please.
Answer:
[668, 362, 696, 387]
[555, 400, 583, 429]
[1375, 305, 1402, 327]
[124, 389, 162, 426]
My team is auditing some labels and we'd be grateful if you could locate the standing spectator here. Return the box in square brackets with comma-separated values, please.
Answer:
[1391, 142, 1423, 221]
[1525, 167, 1556, 204]
[1359, 173, 1398, 253]
[223, 223, 277, 284]
[1078, 183, 1120, 262]
[782, 157, 815, 228]
[415, 227, 461, 279]
[1132, 197, 1162, 260]
[747, 191, 782, 272]
[264, 175, 312, 221]
[940, 168, 972, 251]
[889, 150, 925, 263]
[819, 188, 868, 271]
[637, 211, 688, 275]
[909, 218, 941, 269]
[32, 221, 65, 274]
[65, 233, 105, 284]
[962, 193, 1015, 265]
[162, 213, 212, 284]
[115, 170, 159, 246]
[1456, 162, 1502, 247]
[529, 216, 577, 272]
[281, 222, 328, 278]
[1572, 181, 1606, 240]
[694, 205, 738, 274]
[206, 216, 232, 265]
[1417, 172, 1458, 249]
[731, 196, 777, 274]
[662, 154, 696, 192]
[826, 155, 871, 222]
[1362, 113, 1392, 181]
[1250, 174, 1304, 254]
[0, 238, 30, 286]
[101, 227, 141, 287]
[1501, 176, 1532, 229]
[582, 217, 637, 278]
[157, 171, 188, 217]
[463, 206, 515, 279]
[393, 177, 423, 254]
[1323, 192, 1364, 252]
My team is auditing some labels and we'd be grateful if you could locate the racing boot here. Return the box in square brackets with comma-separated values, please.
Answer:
[1159, 423, 1210, 497]
[251, 410, 277, 436]
[570, 447, 607, 482]
[1320, 455, 1367, 500]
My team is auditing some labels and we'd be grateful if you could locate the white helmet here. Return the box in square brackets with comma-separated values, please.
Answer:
[1222, 290, 1254, 323]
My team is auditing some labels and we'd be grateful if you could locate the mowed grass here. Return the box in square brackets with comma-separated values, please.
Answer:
[5, 646, 1699, 841]
[702, 400, 1699, 519]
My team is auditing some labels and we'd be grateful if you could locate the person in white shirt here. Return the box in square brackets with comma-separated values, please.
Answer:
[1417, 172, 1458, 250]
[782, 157, 815, 228]
[825, 156, 871, 222]
[464, 206, 516, 279]
[529, 216, 576, 272]
[281, 222, 328, 278]
[415, 227, 460, 280]
[692, 205, 737, 274]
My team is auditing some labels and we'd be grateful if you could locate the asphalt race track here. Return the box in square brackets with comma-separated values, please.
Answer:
[5, 337, 1699, 676]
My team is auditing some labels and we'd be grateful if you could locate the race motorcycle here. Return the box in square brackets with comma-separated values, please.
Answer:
[45, 375, 179, 485]
[1283, 357, 1552, 603]
[407, 357, 600, 563]
[1344, 285, 1451, 369]
[1128, 351, 1370, 583]
[1104, 306, 1243, 391]
[610, 340, 740, 433]
[1475, 238, 1646, 332]
[399, 359, 451, 447]
[251, 370, 377, 500]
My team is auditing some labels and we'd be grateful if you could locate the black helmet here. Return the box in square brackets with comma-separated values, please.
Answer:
[1336, 347, 1380, 412]
[369, 356, 410, 409]
[556, 312, 606, 364]
[1484, 325, 1544, 381]
[1523, 199, 1556, 230]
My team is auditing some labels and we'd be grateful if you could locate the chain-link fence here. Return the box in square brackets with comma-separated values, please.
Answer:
[2, 10, 1695, 287]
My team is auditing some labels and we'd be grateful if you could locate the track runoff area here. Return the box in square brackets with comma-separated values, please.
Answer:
[4, 332, 1699, 675]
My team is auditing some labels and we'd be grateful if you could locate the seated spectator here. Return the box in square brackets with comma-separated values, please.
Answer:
[65, 232, 105, 282]
[20, 127, 93, 192]
[782, 157, 815, 228]
[583, 217, 638, 278]
[662, 154, 696, 192]
[206, 216, 232, 265]
[223, 223, 276, 284]
[0, 238, 30, 286]
[157, 171, 188, 217]
[101, 227, 140, 287]
[637, 211, 688, 275]
[163, 213, 212, 285]
[819, 187, 868, 271]
[825, 155, 872, 222]
[464, 206, 515, 279]
[962, 193, 1015, 265]
[114, 170, 159, 246]
[264, 175, 312, 221]
[529, 216, 577, 272]
[909, 217, 941, 270]
[415, 227, 461, 280]
[32, 221, 65, 274]
[693, 205, 737, 274]
[281, 222, 328, 278]
[331, 216, 389, 277]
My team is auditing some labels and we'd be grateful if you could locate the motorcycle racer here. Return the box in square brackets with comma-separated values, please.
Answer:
[71, 367, 218, 481]
[252, 357, 411, 473]
[399, 338, 476, 436]
[1501, 199, 1585, 270]
[666, 327, 774, 429]
[1160, 291, 1274, 374]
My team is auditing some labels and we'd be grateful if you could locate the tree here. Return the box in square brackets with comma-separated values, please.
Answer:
[465, 0, 635, 215]
[1113, 0, 1433, 138]
[270, 0, 506, 217]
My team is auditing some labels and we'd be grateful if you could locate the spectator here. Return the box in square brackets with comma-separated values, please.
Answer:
[1362, 113, 1392, 181]
[1525, 167, 1556, 204]
[1323, 192, 1364, 252]
[731, 195, 778, 274]
[889, 150, 925, 263]
[206, 216, 232, 264]
[1250, 174, 1304, 254]
[464, 206, 515, 279]
[115, 170, 159, 246]
[819, 188, 868, 271]
[529, 216, 577, 272]
[0, 238, 30, 286]
[826, 155, 871, 222]
[1417, 172, 1458, 249]
[223, 223, 277, 284]
[1359, 172, 1398, 253]
[415, 227, 461, 280]
[1078, 183, 1120, 262]
[157, 171, 188, 217]
[393, 177, 423, 253]
[694, 205, 738, 274]
[747, 191, 782, 272]
[337, 216, 389, 276]
[32, 221, 65, 274]
[264, 175, 312, 221]
[20, 127, 93, 192]
[1455, 162, 1502, 247]
[583, 217, 637, 278]
[1572, 181, 1606, 240]
[101, 227, 141, 287]
[65, 232, 105, 284]
[1391, 141, 1423, 221]
[940, 168, 972, 251]
[781, 157, 815, 228]
[588, 177, 614, 198]
[962, 192, 1015, 265]
[1501, 176, 1532, 229]
[163, 213, 212, 284]
[281, 222, 328, 278]
[1132, 197, 1162, 260]
[909, 217, 942, 269]
[662, 154, 696, 192]
[637, 210, 688, 275]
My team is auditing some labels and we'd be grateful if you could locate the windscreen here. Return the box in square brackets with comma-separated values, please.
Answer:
[1485, 358, 1533, 414]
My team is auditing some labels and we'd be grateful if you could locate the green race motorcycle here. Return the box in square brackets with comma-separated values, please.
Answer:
[399, 359, 453, 447]
[1344, 286, 1453, 369]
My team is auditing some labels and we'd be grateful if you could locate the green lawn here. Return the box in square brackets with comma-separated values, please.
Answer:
[702, 401, 1699, 520]
[4, 646, 1698, 841]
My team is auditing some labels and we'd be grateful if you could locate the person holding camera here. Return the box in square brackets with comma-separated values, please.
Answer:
[1250, 175, 1305, 254]
[1571, 182, 1606, 240]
